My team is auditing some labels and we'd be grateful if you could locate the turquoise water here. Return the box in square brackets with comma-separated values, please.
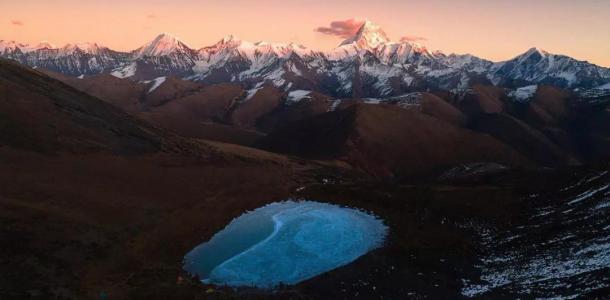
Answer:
[183, 201, 387, 288]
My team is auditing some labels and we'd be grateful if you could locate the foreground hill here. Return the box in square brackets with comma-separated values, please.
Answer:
[0, 59, 167, 154]
[0, 58, 352, 299]
[1, 57, 609, 300]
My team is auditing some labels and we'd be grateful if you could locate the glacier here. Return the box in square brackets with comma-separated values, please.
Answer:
[183, 201, 388, 288]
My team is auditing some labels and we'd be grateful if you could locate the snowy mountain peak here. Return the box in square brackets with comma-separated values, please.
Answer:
[254, 41, 310, 57]
[61, 42, 102, 53]
[524, 47, 549, 58]
[200, 35, 248, 54]
[55, 42, 112, 57]
[2, 23, 609, 92]
[216, 35, 244, 48]
[136, 33, 193, 57]
[0, 40, 58, 54]
[0, 40, 21, 52]
[158, 32, 175, 38]
[491, 47, 610, 88]
[201, 36, 310, 59]
[511, 47, 552, 65]
[220, 35, 238, 44]
[340, 20, 390, 49]
[34, 41, 55, 50]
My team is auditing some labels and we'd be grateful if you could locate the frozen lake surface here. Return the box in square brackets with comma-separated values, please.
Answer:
[183, 201, 388, 288]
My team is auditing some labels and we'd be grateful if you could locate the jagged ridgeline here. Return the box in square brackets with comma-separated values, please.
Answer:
[1, 20, 609, 98]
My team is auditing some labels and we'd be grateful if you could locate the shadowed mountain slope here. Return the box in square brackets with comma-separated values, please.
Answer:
[260, 103, 529, 176]
[0, 59, 164, 154]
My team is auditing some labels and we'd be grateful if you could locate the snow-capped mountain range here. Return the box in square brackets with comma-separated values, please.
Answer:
[2, 21, 609, 97]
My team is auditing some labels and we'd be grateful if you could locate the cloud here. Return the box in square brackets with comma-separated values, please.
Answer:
[11, 20, 24, 26]
[146, 14, 157, 19]
[400, 35, 427, 42]
[314, 19, 364, 38]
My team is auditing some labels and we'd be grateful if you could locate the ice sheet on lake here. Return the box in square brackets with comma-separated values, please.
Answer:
[184, 201, 387, 288]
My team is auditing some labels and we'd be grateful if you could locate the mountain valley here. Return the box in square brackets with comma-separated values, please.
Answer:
[1, 16, 610, 300]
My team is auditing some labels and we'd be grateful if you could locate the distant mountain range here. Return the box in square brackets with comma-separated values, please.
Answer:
[2, 20, 609, 97]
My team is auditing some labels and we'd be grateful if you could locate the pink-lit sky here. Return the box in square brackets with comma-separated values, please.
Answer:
[2, 0, 609, 66]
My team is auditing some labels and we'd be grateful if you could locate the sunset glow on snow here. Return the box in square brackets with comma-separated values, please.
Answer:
[1, 0, 610, 66]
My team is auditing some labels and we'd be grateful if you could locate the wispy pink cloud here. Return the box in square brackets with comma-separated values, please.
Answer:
[314, 19, 364, 38]
[400, 35, 427, 42]
[146, 14, 157, 19]
[11, 20, 24, 26]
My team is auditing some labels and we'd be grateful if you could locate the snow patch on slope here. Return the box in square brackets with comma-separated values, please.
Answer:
[147, 76, 166, 93]
[286, 90, 311, 104]
[111, 63, 136, 78]
[462, 174, 610, 299]
[244, 87, 263, 102]
[596, 83, 610, 90]
[509, 85, 538, 102]
[329, 99, 342, 111]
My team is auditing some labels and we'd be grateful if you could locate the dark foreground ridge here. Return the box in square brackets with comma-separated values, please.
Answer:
[0, 55, 609, 299]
